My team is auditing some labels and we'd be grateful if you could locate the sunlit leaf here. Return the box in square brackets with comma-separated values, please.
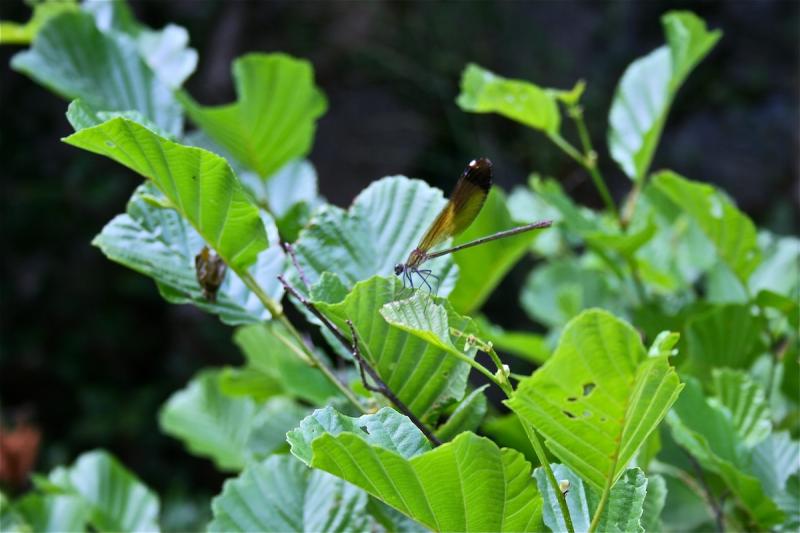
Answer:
[652, 171, 761, 282]
[667, 378, 784, 528]
[434, 385, 488, 442]
[456, 63, 560, 133]
[647, 331, 680, 358]
[289, 408, 544, 532]
[293, 176, 458, 294]
[12, 11, 183, 135]
[181, 53, 326, 177]
[608, 11, 721, 181]
[448, 187, 542, 314]
[208, 454, 368, 532]
[711, 368, 771, 447]
[94, 184, 284, 325]
[64, 116, 268, 271]
[159, 370, 306, 471]
[312, 277, 473, 422]
[44, 450, 160, 532]
[0, 0, 78, 44]
[508, 309, 683, 492]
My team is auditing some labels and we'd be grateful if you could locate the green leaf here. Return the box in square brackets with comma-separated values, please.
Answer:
[521, 258, 624, 329]
[45, 450, 159, 532]
[448, 187, 542, 314]
[313, 277, 474, 422]
[208, 454, 368, 532]
[434, 385, 488, 442]
[474, 316, 551, 364]
[666, 378, 785, 528]
[11, 494, 88, 533]
[684, 303, 766, 378]
[287, 406, 433, 464]
[64, 116, 268, 270]
[711, 368, 771, 447]
[0, 493, 30, 533]
[291, 408, 543, 532]
[591, 468, 648, 533]
[751, 431, 800, 498]
[776, 475, 800, 532]
[94, 183, 284, 325]
[534, 464, 591, 533]
[651, 171, 761, 282]
[507, 309, 683, 492]
[233, 322, 339, 404]
[181, 53, 327, 177]
[0, 0, 78, 44]
[293, 176, 458, 293]
[640, 474, 667, 532]
[608, 11, 721, 181]
[159, 370, 306, 471]
[12, 11, 183, 135]
[480, 414, 537, 463]
[750, 232, 800, 297]
[456, 63, 560, 133]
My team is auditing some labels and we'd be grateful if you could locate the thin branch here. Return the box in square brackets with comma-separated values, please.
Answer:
[278, 275, 441, 447]
[282, 242, 310, 290]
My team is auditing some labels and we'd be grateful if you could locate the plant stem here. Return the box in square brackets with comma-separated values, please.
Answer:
[521, 420, 575, 533]
[566, 106, 619, 220]
[238, 270, 366, 412]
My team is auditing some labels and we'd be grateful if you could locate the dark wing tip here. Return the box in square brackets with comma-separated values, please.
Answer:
[463, 157, 492, 191]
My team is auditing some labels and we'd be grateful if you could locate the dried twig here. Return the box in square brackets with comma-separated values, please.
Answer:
[281, 242, 310, 290]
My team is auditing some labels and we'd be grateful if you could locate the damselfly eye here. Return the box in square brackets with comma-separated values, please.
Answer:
[394, 264, 404, 276]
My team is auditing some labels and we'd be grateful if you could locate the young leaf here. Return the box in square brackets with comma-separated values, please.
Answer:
[289, 408, 543, 532]
[159, 370, 306, 471]
[313, 277, 474, 422]
[233, 322, 339, 405]
[181, 53, 327, 177]
[507, 309, 683, 492]
[651, 171, 761, 282]
[12, 12, 183, 135]
[684, 303, 766, 378]
[94, 184, 284, 325]
[448, 187, 541, 314]
[456, 63, 560, 133]
[208, 455, 369, 533]
[44, 450, 159, 532]
[667, 378, 785, 528]
[64, 116, 268, 270]
[711, 368, 771, 447]
[434, 385, 489, 442]
[292, 176, 458, 293]
[608, 11, 721, 181]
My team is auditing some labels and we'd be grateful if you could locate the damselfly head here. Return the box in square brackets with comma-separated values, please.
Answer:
[394, 263, 405, 276]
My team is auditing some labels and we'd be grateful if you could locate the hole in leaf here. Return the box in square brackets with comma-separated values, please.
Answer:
[360, 425, 369, 434]
[563, 410, 576, 419]
[104, 141, 116, 148]
[566, 397, 577, 402]
[583, 411, 591, 418]
[582, 382, 596, 396]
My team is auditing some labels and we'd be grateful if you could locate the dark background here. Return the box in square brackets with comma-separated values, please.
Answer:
[1, 0, 797, 525]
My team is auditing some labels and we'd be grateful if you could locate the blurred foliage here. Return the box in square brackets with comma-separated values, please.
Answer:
[0, 0, 797, 531]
